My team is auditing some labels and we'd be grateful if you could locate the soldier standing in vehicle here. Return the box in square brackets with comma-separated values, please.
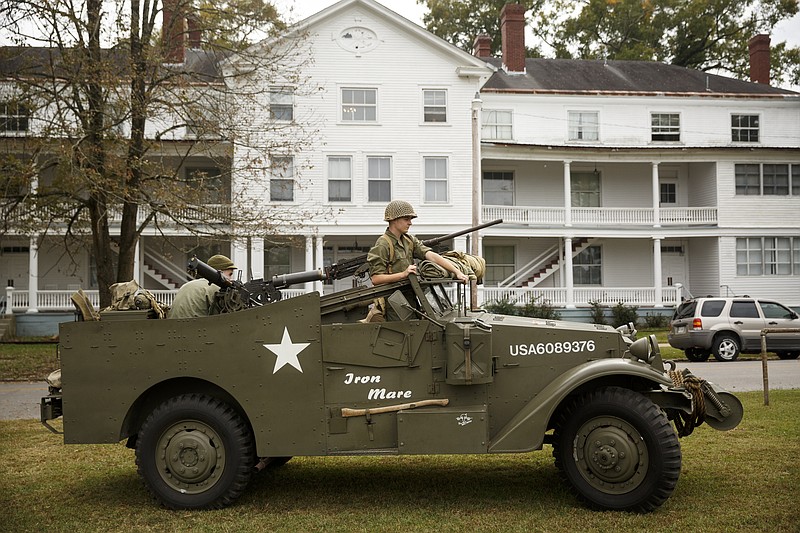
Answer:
[368, 200, 469, 285]
[169, 254, 237, 318]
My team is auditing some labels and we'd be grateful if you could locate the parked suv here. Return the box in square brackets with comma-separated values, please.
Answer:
[668, 297, 800, 361]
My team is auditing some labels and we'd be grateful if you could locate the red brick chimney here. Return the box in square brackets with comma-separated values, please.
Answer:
[162, 0, 186, 63]
[500, 4, 526, 73]
[748, 34, 770, 85]
[187, 14, 202, 50]
[473, 34, 492, 58]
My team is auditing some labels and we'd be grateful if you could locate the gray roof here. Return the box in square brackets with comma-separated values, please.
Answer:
[482, 57, 798, 96]
[0, 46, 224, 83]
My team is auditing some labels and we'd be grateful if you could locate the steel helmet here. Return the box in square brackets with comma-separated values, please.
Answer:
[207, 254, 236, 270]
[384, 200, 417, 221]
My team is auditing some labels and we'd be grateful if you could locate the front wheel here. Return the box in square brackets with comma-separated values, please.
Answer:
[713, 334, 740, 362]
[552, 387, 682, 512]
[135, 394, 255, 510]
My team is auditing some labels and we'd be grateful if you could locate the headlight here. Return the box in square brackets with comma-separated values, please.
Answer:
[628, 335, 658, 364]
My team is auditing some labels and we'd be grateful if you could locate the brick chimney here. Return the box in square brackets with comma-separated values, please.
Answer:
[162, 0, 186, 63]
[500, 4, 526, 73]
[473, 34, 492, 58]
[748, 34, 770, 85]
[187, 14, 202, 50]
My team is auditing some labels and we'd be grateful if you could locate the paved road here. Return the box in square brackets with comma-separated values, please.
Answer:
[1, 360, 799, 420]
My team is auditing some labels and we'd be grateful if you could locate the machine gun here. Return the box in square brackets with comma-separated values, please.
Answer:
[188, 218, 502, 311]
[326, 218, 503, 281]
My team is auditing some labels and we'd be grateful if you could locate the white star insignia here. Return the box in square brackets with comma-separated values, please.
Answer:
[263, 327, 310, 374]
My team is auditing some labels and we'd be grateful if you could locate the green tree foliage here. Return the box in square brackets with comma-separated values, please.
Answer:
[420, 0, 800, 87]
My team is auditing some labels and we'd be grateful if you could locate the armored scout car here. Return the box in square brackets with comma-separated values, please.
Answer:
[41, 247, 743, 513]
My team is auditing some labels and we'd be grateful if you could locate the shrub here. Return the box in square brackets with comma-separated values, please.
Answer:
[610, 301, 639, 328]
[521, 297, 561, 320]
[643, 312, 669, 329]
[588, 300, 606, 325]
[482, 298, 519, 316]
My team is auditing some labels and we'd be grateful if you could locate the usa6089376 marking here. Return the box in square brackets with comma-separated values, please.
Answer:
[510, 340, 596, 356]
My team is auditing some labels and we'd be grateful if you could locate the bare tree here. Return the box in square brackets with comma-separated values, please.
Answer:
[0, 0, 322, 306]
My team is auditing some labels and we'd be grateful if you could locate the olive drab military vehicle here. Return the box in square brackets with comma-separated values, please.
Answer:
[41, 222, 744, 513]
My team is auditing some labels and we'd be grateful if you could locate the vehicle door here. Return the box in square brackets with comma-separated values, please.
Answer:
[757, 301, 800, 352]
[728, 300, 765, 352]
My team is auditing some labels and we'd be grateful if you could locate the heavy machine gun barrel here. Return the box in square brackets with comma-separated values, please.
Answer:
[272, 269, 328, 289]
[325, 218, 503, 280]
[188, 257, 234, 289]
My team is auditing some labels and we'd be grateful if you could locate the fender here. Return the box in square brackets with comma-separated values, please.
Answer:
[488, 358, 674, 453]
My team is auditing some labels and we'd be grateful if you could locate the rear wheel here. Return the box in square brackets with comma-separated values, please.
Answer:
[685, 348, 710, 362]
[552, 387, 682, 512]
[713, 335, 740, 362]
[135, 394, 255, 510]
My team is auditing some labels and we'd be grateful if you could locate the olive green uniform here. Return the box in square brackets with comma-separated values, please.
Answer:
[367, 229, 431, 277]
[168, 279, 221, 318]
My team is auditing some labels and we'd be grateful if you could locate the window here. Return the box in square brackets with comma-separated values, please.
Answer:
[270, 157, 294, 202]
[735, 164, 761, 195]
[573, 245, 602, 285]
[1, 102, 30, 134]
[270, 87, 294, 121]
[185, 167, 226, 203]
[731, 114, 759, 142]
[424, 157, 448, 202]
[568, 111, 599, 141]
[482, 110, 512, 140]
[660, 182, 677, 205]
[700, 300, 726, 317]
[342, 88, 376, 122]
[735, 163, 800, 196]
[571, 172, 600, 207]
[367, 156, 391, 202]
[730, 300, 759, 318]
[762, 164, 789, 195]
[264, 245, 291, 279]
[760, 301, 795, 319]
[328, 156, 352, 202]
[484, 245, 515, 286]
[651, 113, 680, 141]
[482, 171, 514, 205]
[737, 237, 800, 276]
[423, 89, 447, 123]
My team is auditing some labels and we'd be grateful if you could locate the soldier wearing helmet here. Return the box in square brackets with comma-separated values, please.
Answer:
[367, 201, 470, 286]
[169, 254, 237, 318]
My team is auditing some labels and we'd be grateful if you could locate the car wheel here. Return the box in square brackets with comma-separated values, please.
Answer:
[713, 335, 740, 362]
[776, 351, 799, 360]
[552, 386, 682, 512]
[685, 348, 710, 362]
[135, 394, 255, 510]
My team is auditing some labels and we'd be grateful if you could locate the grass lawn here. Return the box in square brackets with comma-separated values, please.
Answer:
[1, 390, 798, 532]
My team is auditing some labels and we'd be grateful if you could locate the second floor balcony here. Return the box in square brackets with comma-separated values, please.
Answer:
[483, 205, 718, 227]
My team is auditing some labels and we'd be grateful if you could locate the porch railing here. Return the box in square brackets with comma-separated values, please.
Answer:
[4, 285, 680, 315]
[483, 205, 717, 226]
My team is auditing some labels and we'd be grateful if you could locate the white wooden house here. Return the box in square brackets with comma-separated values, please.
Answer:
[2, 0, 799, 327]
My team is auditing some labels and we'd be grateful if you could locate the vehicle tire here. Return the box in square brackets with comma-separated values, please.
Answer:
[713, 334, 740, 362]
[551, 386, 682, 512]
[685, 348, 710, 362]
[776, 351, 799, 360]
[135, 394, 255, 510]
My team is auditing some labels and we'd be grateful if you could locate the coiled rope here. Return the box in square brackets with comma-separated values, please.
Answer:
[668, 370, 706, 437]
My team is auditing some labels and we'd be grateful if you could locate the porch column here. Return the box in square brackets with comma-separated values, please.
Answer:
[27, 236, 39, 313]
[563, 161, 572, 227]
[653, 237, 663, 307]
[564, 237, 575, 308]
[251, 238, 264, 280]
[134, 239, 141, 285]
[315, 235, 324, 293]
[453, 236, 468, 253]
[652, 162, 661, 227]
[231, 239, 249, 282]
[304, 234, 314, 292]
